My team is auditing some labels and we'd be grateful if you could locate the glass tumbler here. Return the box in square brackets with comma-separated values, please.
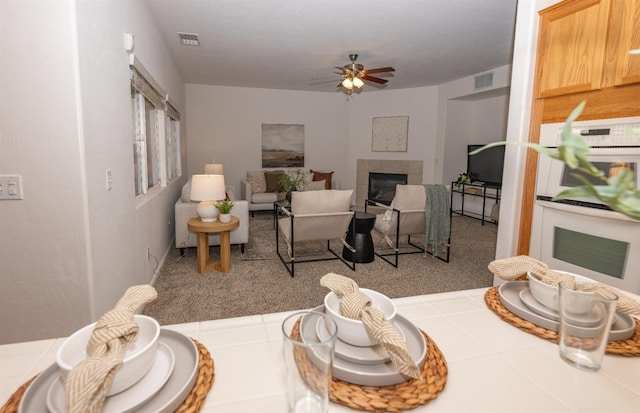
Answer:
[282, 310, 337, 413]
[558, 281, 618, 372]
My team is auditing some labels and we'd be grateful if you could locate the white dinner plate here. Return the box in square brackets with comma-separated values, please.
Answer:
[18, 328, 199, 413]
[519, 287, 604, 328]
[315, 315, 405, 365]
[46, 342, 175, 413]
[499, 282, 635, 341]
[302, 305, 427, 386]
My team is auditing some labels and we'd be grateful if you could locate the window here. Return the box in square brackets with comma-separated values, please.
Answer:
[131, 66, 181, 196]
[165, 104, 181, 181]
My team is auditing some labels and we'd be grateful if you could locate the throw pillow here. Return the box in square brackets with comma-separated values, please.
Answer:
[246, 171, 267, 193]
[264, 170, 286, 192]
[310, 170, 333, 189]
[302, 180, 326, 191]
[226, 186, 236, 201]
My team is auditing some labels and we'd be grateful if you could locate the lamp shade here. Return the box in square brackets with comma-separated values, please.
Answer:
[204, 163, 223, 175]
[190, 174, 226, 201]
[191, 174, 226, 222]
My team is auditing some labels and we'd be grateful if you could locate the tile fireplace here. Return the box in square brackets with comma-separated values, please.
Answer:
[356, 159, 423, 207]
[368, 172, 408, 205]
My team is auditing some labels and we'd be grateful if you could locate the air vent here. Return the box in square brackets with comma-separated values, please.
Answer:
[178, 32, 200, 46]
[474, 72, 493, 89]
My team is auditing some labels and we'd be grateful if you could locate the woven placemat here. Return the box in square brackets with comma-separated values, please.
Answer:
[292, 318, 448, 413]
[0, 338, 214, 413]
[485, 285, 640, 356]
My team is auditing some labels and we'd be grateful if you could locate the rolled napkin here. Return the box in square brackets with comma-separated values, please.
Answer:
[489, 256, 640, 316]
[65, 285, 158, 413]
[320, 273, 421, 380]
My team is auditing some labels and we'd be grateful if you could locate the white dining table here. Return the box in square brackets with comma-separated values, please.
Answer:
[1, 287, 639, 412]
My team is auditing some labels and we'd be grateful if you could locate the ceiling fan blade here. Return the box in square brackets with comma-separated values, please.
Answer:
[364, 67, 395, 74]
[361, 74, 388, 84]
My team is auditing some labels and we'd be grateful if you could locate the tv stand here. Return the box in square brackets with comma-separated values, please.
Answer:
[450, 182, 501, 225]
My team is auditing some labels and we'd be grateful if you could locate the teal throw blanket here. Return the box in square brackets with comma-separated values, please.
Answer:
[423, 184, 451, 254]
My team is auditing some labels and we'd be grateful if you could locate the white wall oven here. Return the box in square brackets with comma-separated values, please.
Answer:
[530, 116, 640, 294]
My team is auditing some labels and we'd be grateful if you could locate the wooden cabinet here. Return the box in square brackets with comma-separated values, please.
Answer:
[536, 0, 640, 99]
[605, 0, 640, 86]
[518, 0, 640, 255]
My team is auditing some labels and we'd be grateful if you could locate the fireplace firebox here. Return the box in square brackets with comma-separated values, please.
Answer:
[368, 172, 408, 205]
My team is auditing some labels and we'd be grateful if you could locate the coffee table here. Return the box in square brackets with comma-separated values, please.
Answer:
[187, 216, 239, 274]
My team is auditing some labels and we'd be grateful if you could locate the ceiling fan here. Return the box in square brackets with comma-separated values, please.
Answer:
[336, 53, 395, 95]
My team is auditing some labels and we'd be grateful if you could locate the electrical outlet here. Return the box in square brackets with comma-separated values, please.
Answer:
[146, 246, 151, 260]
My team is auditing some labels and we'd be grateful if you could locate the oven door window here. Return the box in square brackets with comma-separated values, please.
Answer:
[554, 227, 628, 279]
[560, 161, 637, 187]
[537, 151, 640, 201]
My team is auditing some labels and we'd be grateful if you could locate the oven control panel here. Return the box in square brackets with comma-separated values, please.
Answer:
[540, 116, 640, 147]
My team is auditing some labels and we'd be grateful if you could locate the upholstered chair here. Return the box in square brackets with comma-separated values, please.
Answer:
[366, 184, 450, 267]
[276, 189, 355, 277]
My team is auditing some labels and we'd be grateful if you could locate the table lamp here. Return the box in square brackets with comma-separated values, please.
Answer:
[190, 174, 226, 222]
[204, 163, 223, 175]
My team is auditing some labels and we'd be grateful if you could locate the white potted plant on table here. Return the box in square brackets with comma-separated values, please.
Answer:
[215, 200, 234, 223]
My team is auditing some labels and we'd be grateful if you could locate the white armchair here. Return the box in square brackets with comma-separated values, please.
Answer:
[276, 189, 355, 277]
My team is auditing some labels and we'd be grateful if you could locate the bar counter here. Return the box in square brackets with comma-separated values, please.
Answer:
[1, 288, 639, 412]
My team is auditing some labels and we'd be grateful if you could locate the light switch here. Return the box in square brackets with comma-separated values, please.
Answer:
[0, 175, 23, 200]
[106, 169, 113, 191]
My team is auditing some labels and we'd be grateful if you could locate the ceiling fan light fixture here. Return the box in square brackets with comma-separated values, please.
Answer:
[341, 77, 354, 90]
[353, 77, 364, 88]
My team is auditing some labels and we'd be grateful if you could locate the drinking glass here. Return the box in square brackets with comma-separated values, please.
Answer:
[558, 281, 618, 372]
[282, 311, 337, 413]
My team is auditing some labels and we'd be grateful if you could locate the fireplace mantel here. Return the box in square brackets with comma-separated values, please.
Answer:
[356, 159, 423, 207]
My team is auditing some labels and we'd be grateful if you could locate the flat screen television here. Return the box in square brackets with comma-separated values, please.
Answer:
[467, 144, 505, 187]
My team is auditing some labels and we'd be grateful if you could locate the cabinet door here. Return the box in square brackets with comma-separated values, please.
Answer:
[606, 0, 640, 86]
[536, 0, 610, 98]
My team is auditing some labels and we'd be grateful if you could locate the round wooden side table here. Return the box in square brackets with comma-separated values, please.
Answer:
[187, 216, 239, 274]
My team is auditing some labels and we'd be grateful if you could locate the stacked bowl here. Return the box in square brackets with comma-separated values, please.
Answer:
[57, 315, 161, 396]
[17, 314, 202, 413]
[304, 288, 427, 386]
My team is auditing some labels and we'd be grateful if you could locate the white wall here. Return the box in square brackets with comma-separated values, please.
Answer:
[75, 0, 186, 315]
[0, 0, 90, 342]
[437, 65, 512, 185]
[470, 95, 510, 144]
[0, 0, 186, 344]
[494, 0, 559, 267]
[186, 84, 440, 197]
[185, 85, 350, 192]
[343, 86, 439, 191]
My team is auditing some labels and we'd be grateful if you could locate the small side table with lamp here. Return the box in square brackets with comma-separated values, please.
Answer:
[189, 173, 239, 274]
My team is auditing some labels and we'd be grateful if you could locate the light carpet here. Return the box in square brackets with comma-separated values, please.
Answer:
[143, 213, 497, 325]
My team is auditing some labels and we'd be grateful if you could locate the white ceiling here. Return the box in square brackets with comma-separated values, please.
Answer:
[142, 0, 518, 93]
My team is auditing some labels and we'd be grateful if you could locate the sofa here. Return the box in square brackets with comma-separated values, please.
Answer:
[175, 179, 249, 252]
[241, 169, 337, 215]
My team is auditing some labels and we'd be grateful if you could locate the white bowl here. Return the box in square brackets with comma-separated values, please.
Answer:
[324, 288, 396, 347]
[527, 270, 594, 312]
[57, 314, 160, 396]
